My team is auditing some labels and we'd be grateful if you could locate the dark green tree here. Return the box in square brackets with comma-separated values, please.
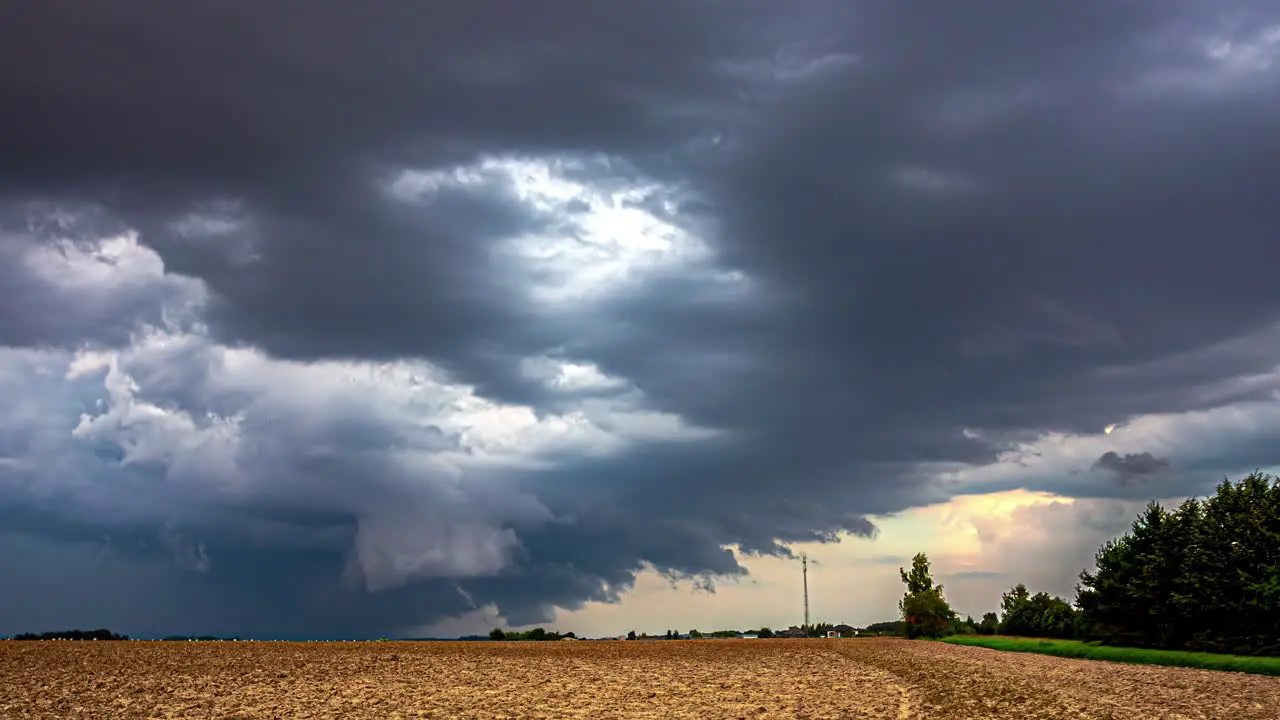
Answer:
[978, 612, 999, 635]
[997, 584, 1075, 639]
[898, 552, 957, 639]
[1172, 474, 1280, 653]
[1079, 499, 1203, 647]
[1076, 473, 1280, 655]
[489, 628, 506, 641]
[1000, 583, 1030, 621]
[900, 552, 935, 595]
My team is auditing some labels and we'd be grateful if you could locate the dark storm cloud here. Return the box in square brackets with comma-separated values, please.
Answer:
[0, 0, 775, 362]
[1092, 452, 1173, 486]
[3, 0, 1280, 637]
[0, 1, 751, 187]
[682, 1, 1280, 438]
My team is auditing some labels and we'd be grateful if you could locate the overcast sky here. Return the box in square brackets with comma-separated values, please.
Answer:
[2, 1, 1279, 639]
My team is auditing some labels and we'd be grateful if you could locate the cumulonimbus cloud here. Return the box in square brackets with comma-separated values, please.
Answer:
[2, 0, 1279, 636]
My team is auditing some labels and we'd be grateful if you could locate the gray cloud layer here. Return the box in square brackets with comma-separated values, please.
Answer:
[2, 0, 1280, 636]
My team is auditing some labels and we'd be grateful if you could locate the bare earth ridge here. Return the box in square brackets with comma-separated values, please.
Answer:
[2, 638, 1276, 719]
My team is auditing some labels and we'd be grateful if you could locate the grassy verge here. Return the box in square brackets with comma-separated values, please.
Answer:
[941, 635, 1280, 677]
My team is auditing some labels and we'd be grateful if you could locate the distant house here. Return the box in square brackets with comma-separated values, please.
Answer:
[779, 626, 806, 638]
[832, 624, 856, 637]
[740, 633, 759, 640]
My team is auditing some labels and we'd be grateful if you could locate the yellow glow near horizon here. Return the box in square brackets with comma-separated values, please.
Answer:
[408, 488, 1084, 638]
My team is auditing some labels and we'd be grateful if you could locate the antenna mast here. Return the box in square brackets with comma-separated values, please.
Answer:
[802, 553, 810, 629]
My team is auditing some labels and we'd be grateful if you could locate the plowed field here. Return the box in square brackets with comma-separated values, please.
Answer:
[2, 638, 1277, 719]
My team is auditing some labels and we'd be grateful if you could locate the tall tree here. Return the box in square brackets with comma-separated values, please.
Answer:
[898, 552, 957, 639]
[900, 552, 935, 595]
[1000, 583, 1030, 620]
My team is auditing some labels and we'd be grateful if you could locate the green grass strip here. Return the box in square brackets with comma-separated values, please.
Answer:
[941, 636, 1280, 677]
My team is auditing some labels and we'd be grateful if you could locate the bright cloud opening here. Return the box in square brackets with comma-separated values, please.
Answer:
[386, 154, 744, 306]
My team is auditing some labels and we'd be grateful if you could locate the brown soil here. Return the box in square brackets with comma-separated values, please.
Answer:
[1, 638, 1277, 719]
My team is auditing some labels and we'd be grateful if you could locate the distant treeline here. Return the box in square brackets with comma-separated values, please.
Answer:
[899, 472, 1280, 656]
[489, 628, 577, 641]
[9, 628, 129, 641]
[861, 621, 907, 635]
[5, 631, 257, 642]
[490, 625, 887, 641]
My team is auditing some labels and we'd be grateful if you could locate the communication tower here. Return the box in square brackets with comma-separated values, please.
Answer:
[802, 553, 810, 629]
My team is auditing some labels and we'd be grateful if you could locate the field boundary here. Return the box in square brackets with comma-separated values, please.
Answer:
[942, 636, 1280, 677]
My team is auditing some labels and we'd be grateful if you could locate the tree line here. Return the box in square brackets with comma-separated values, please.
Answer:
[489, 627, 577, 641]
[489, 624, 861, 641]
[897, 472, 1280, 656]
[8, 628, 130, 641]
